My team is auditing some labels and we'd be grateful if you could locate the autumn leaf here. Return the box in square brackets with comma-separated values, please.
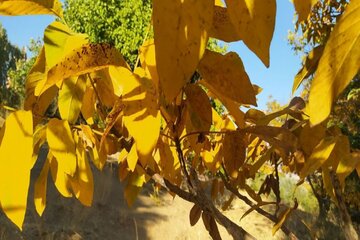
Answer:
[223, 131, 246, 179]
[58, 75, 87, 124]
[292, 45, 324, 94]
[47, 119, 77, 177]
[225, 0, 276, 67]
[121, 68, 161, 165]
[209, 6, 239, 42]
[189, 204, 202, 226]
[272, 208, 292, 235]
[48, 152, 72, 197]
[293, 0, 317, 23]
[199, 50, 257, 106]
[71, 132, 94, 206]
[81, 86, 96, 124]
[0, 110, 33, 229]
[184, 84, 212, 132]
[0, 0, 63, 18]
[34, 156, 50, 216]
[139, 39, 159, 87]
[40, 43, 128, 95]
[153, 0, 213, 101]
[309, 0, 360, 125]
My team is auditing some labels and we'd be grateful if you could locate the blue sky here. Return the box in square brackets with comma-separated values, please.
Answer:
[0, 0, 301, 110]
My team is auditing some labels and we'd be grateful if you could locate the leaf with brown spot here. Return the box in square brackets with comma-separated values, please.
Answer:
[0, 0, 63, 18]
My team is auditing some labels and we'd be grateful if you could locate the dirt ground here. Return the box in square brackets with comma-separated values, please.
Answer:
[0, 151, 313, 240]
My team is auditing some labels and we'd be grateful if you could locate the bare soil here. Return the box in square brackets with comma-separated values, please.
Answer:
[0, 152, 313, 240]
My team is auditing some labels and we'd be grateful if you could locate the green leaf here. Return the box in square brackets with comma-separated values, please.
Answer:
[0, 0, 63, 18]
[309, 1, 360, 125]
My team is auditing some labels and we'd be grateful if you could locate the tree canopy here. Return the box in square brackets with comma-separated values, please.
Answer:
[0, 0, 359, 239]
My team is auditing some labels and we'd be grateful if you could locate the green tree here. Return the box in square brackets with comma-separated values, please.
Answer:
[63, 0, 152, 67]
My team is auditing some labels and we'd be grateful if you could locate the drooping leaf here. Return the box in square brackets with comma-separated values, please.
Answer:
[0, 0, 63, 18]
[189, 204, 202, 226]
[292, 46, 324, 94]
[71, 132, 94, 206]
[272, 208, 292, 235]
[34, 156, 50, 216]
[92, 69, 118, 107]
[127, 144, 138, 172]
[81, 86, 96, 125]
[299, 122, 326, 156]
[47, 119, 77, 177]
[225, 0, 276, 67]
[121, 68, 161, 165]
[199, 50, 256, 105]
[209, 6, 239, 42]
[184, 84, 212, 132]
[293, 0, 317, 23]
[48, 152, 72, 197]
[309, 0, 360, 125]
[223, 131, 246, 179]
[124, 183, 141, 207]
[0, 110, 33, 229]
[40, 43, 128, 95]
[58, 75, 87, 124]
[299, 137, 337, 179]
[24, 47, 58, 119]
[153, 0, 214, 101]
[139, 39, 159, 87]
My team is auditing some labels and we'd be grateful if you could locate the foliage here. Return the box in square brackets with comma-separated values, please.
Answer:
[0, 0, 359, 239]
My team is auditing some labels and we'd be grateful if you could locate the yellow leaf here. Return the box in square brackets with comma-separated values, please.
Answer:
[89, 136, 107, 171]
[272, 208, 292, 235]
[93, 69, 119, 107]
[299, 137, 337, 179]
[122, 69, 161, 164]
[71, 132, 94, 206]
[322, 168, 336, 202]
[139, 39, 159, 88]
[44, 22, 87, 70]
[24, 47, 58, 119]
[184, 84, 212, 132]
[58, 75, 87, 124]
[127, 144, 138, 172]
[40, 43, 128, 95]
[209, 6, 239, 42]
[292, 45, 324, 94]
[34, 156, 50, 216]
[47, 119, 77, 176]
[223, 131, 246, 179]
[124, 183, 141, 207]
[309, 0, 360, 125]
[0, 110, 33, 229]
[293, 0, 317, 23]
[108, 66, 124, 97]
[153, 0, 214, 101]
[48, 152, 72, 197]
[299, 122, 326, 156]
[0, 0, 63, 18]
[199, 50, 256, 105]
[225, 0, 276, 67]
[81, 86, 96, 125]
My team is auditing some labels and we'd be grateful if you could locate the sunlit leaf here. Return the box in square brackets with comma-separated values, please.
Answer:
[0, 0, 63, 18]
[58, 75, 87, 124]
[34, 157, 50, 216]
[299, 122, 326, 156]
[40, 43, 128, 95]
[272, 208, 292, 235]
[299, 137, 337, 179]
[223, 131, 246, 179]
[48, 152, 72, 197]
[0, 110, 33, 229]
[81, 86, 96, 125]
[153, 0, 213, 101]
[71, 132, 94, 206]
[127, 144, 138, 172]
[293, 46, 324, 94]
[139, 39, 159, 87]
[309, 0, 360, 125]
[47, 119, 77, 176]
[225, 0, 276, 67]
[199, 50, 256, 105]
[293, 0, 317, 23]
[209, 6, 239, 42]
[121, 68, 161, 165]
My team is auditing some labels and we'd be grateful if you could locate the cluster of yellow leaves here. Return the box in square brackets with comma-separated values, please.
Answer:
[0, 0, 359, 236]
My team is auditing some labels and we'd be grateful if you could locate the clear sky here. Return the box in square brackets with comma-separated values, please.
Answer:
[0, 0, 302, 110]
